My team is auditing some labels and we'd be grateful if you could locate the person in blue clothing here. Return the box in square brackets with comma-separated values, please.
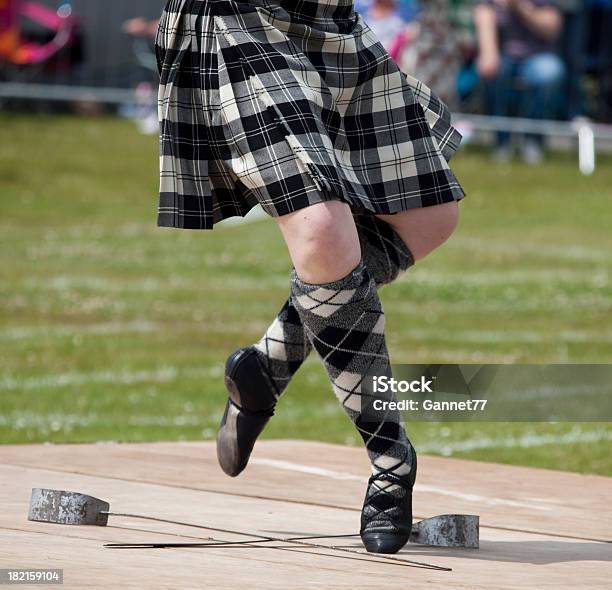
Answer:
[475, 0, 565, 163]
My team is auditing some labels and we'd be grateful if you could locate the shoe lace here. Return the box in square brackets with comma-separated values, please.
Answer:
[361, 456, 415, 530]
[369, 465, 414, 491]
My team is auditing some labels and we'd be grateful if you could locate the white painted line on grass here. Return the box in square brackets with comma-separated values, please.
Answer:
[1, 320, 158, 341]
[418, 429, 612, 455]
[402, 328, 612, 344]
[3, 322, 610, 346]
[411, 269, 609, 287]
[0, 366, 221, 392]
[453, 236, 611, 263]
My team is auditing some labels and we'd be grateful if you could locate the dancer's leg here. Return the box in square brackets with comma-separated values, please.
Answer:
[217, 202, 459, 477]
[217, 200, 460, 552]
[375, 201, 460, 263]
[253, 214, 415, 395]
[276, 201, 415, 553]
[216, 213, 414, 478]
[217, 202, 360, 477]
[252, 201, 458, 397]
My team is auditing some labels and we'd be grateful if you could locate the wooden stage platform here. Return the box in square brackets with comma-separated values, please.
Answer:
[0, 441, 610, 589]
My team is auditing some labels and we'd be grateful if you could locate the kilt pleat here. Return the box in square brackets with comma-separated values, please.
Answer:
[155, 0, 465, 230]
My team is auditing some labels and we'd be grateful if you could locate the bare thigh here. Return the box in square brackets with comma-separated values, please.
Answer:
[376, 201, 460, 262]
[275, 200, 361, 284]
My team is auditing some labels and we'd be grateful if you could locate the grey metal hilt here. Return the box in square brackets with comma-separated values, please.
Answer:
[410, 514, 479, 548]
[28, 488, 109, 526]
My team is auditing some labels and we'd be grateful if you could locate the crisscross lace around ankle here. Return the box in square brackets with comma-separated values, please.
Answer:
[361, 445, 417, 531]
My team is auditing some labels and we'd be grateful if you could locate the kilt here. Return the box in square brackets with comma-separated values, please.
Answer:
[155, 0, 466, 230]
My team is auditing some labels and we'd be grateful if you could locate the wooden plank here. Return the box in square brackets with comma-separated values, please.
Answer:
[0, 442, 610, 589]
[0, 441, 609, 540]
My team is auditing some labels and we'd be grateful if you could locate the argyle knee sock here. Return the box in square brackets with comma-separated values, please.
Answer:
[252, 297, 311, 397]
[253, 216, 413, 395]
[353, 215, 414, 286]
[290, 261, 413, 477]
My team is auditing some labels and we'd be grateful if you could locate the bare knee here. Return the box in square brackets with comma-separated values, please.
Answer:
[413, 202, 459, 260]
[276, 201, 361, 283]
[378, 201, 460, 262]
[431, 201, 460, 245]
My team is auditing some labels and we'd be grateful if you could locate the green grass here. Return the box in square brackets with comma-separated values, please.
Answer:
[1, 113, 611, 475]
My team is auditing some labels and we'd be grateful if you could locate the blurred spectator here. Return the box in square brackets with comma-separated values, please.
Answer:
[123, 18, 158, 39]
[393, 0, 465, 107]
[364, 0, 407, 49]
[123, 17, 159, 74]
[120, 17, 160, 134]
[363, 0, 466, 107]
[557, 0, 586, 120]
[475, 0, 565, 163]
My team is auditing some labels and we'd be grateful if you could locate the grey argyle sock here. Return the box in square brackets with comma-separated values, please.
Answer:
[253, 215, 413, 396]
[252, 297, 311, 396]
[354, 214, 414, 286]
[290, 261, 413, 477]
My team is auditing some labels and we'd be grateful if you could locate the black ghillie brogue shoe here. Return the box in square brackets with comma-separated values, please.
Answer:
[216, 347, 278, 477]
[360, 446, 417, 554]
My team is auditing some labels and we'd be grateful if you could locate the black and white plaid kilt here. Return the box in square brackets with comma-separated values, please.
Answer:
[155, 0, 466, 230]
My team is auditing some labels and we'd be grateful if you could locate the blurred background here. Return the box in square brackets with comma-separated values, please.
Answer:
[1, 0, 611, 475]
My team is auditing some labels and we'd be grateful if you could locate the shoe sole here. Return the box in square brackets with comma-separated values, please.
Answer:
[361, 532, 410, 554]
[216, 348, 274, 477]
